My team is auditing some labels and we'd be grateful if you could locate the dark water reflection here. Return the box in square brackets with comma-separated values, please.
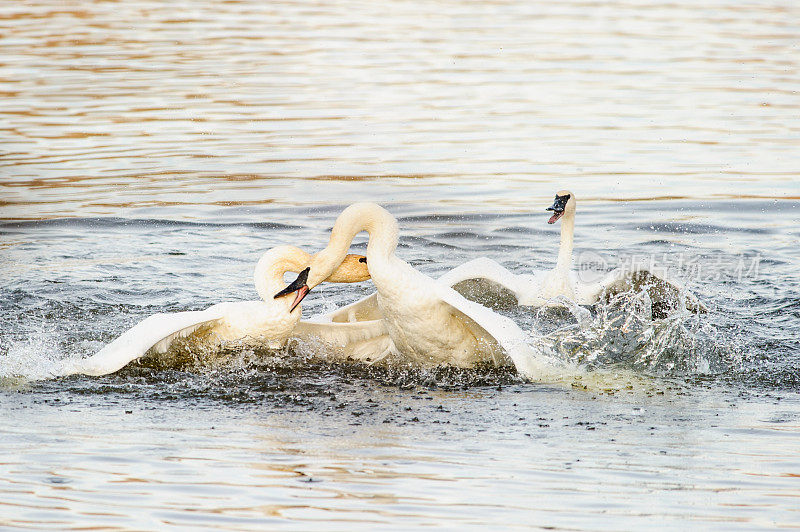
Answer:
[2, 0, 800, 529]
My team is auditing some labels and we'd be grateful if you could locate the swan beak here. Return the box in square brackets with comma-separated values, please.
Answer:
[546, 193, 570, 224]
[546, 209, 563, 224]
[288, 285, 309, 313]
[274, 267, 311, 312]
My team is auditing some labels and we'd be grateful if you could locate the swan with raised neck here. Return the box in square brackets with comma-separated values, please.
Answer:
[541, 190, 577, 301]
[298, 202, 545, 368]
[434, 189, 705, 314]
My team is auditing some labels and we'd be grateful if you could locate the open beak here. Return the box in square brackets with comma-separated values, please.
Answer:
[287, 285, 309, 313]
[274, 267, 311, 313]
[546, 207, 564, 224]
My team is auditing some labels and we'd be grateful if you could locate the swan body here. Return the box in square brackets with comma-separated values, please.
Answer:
[440, 191, 705, 315]
[60, 247, 371, 376]
[312, 192, 704, 334]
[440, 257, 704, 314]
[297, 203, 562, 379]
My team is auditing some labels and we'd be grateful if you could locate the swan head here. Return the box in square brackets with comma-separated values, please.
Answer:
[546, 190, 575, 224]
[274, 253, 369, 311]
[324, 254, 370, 283]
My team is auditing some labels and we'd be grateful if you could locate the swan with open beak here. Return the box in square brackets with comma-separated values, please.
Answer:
[61, 249, 371, 376]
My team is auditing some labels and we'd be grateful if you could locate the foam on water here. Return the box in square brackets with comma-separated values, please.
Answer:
[0, 330, 67, 383]
[0, 286, 750, 402]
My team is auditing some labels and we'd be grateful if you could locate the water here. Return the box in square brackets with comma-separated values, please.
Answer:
[2, 0, 799, 529]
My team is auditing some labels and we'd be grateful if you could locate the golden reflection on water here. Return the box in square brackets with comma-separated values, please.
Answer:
[1, 0, 798, 219]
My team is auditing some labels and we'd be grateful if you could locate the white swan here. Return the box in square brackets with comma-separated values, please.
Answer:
[59, 246, 373, 377]
[439, 190, 706, 316]
[317, 192, 704, 326]
[291, 203, 562, 380]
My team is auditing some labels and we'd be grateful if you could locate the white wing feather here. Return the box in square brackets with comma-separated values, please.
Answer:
[439, 258, 705, 314]
[437, 257, 535, 307]
[59, 306, 227, 377]
[292, 318, 393, 363]
[431, 282, 568, 381]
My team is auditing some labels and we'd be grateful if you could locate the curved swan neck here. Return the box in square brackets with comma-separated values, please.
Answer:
[555, 208, 575, 274]
[335, 203, 398, 260]
[254, 246, 311, 302]
[310, 203, 399, 287]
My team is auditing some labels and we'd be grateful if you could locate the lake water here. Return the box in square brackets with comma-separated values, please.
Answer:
[1, 0, 799, 529]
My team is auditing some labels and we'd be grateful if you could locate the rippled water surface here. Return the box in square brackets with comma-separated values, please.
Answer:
[2, 0, 799, 529]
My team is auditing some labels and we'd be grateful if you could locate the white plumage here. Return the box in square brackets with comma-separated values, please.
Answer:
[299, 203, 564, 380]
[59, 246, 371, 376]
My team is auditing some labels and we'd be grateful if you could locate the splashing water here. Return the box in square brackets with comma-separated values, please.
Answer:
[531, 289, 742, 379]
[0, 277, 746, 392]
[0, 330, 71, 384]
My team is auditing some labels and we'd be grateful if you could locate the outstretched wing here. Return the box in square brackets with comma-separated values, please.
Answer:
[59, 305, 228, 377]
[431, 282, 568, 382]
[322, 257, 541, 324]
[437, 257, 539, 308]
[577, 265, 706, 317]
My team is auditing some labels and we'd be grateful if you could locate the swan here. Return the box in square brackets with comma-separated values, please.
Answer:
[438, 190, 706, 316]
[289, 202, 562, 380]
[58, 246, 373, 377]
[318, 192, 704, 324]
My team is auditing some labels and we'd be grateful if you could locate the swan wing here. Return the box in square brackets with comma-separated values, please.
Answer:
[437, 257, 543, 308]
[431, 283, 566, 381]
[293, 318, 393, 363]
[316, 292, 383, 323]
[577, 265, 706, 315]
[60, 305, 228, 377]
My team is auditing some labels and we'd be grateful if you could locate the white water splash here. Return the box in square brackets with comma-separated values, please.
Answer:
[0, 333, 71, 383]
[532, 289, 740, 377]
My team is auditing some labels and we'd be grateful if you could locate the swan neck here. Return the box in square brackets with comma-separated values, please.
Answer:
[254, 247, 310, 302]
[254, 261, 284, 302]
[321, 203, 399, 278]
[556, 210, 575, 273]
